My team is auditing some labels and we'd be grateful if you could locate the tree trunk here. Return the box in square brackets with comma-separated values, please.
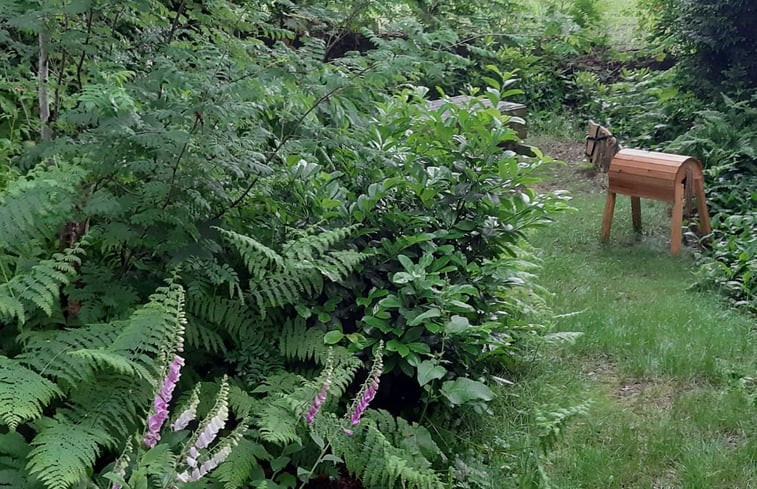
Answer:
[38, 29, 52, 142]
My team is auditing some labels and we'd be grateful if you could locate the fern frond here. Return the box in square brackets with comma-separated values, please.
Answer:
[0, 163, 86, 251]
[278, 318, 327, 363]
[185, 318, 228, 353]
[0, 293, 24, 323]
[27, 417, 110, 489]
[215, 227, 284, 279]
[283, 225, 361, 261]
[0, 357, 62, 430]
[0, 432, 41, 489]
[228, 329, 284, 388]
[186, 287, 255, 338]
[64, 375, 152, 443]
[67, 349, 150, 379]
[214, 438, 265, 489]
[315, 250, 372, 282]
[227, 385, 256, 418]
[326, 412, 444, 489]
[110, 282, 186, 368]
[0, 244, 86, 323]
[17, 323, 121, 387]
[250, 269, 323, 315]
[256, 395, 301, 445]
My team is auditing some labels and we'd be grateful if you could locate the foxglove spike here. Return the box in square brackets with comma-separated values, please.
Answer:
[144, 354, 184, 447]
[344, 342, 383, 434]
[306, 349, 334, 425]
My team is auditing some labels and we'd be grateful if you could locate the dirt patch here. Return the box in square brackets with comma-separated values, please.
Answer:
[538, 139, 587, 164]
[581, 354, 618, 381]
[580, 357, 681, 412]
[613, 378, 678, 411]
[651, 467, 678, 489]
[533, 139, 608, 194]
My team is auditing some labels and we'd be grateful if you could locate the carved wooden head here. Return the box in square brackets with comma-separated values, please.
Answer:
[585, 120, 621, 172]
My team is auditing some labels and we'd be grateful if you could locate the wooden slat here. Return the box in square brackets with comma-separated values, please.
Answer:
[612, 156, 683, 171]
[610, 172, 677, 193]
[617, 149, 691, 164]
[609, 182, 673, 202]
[611, 159, 680, 175]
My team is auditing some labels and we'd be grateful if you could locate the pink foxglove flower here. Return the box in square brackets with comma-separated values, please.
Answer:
[306, 350, 334, 424]
[344, 342, 383, 435]
[144, 354, 184, 448]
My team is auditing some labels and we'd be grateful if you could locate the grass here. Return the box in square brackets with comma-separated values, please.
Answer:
[533, 191, 756, 488]
[457, 142, 756, 488]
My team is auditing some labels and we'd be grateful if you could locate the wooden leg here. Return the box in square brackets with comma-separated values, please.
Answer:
[694, 176, 712, 235]
[601, 192, 616, 242]
[684, 167, 694, 219]
[631, 196, 642, 233]
[671, 183, 684, 255]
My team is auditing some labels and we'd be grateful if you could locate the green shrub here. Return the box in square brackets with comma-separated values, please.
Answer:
[0, 2, 562, 488]
[668, 94, 757, 309]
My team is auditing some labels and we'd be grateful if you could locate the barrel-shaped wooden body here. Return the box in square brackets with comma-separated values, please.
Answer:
[602, 148, 711, 255]
[608, 149, 703, 202]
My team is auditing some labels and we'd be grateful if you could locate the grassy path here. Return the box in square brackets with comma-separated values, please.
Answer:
[511, 158, 756, 488]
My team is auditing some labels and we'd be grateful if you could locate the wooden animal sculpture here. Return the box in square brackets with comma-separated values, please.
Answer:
[584, 121, 711, 255]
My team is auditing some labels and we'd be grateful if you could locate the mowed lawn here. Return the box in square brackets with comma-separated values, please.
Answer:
[526, 165, 756, 488]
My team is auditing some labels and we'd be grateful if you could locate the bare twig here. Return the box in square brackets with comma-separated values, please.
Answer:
[166, 0, 187, 44]
[161, 116, 202, 209]
[209, 64, 373, 222]
[38, 29, 52, 141]
[75, 9, 95, 90]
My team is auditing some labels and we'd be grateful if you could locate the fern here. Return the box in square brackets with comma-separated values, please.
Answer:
[214, 438, 265, 489]
[216, 227, 284, 280]
[18, 283, 187, 489]
[0, 163, 85, 251]
[535, 400, 593, 455]
[186, 286, 255, 338]
[277, 319, 360, 396]
[250, 269, 323, 314]
[0, 432, 42, 489]
[185, 319, 228, 354]
[278, 317, 328, 363]
[256, 394, 302, 445]
[67, 349, 150, 379]
[0, 357, 62, 430]
[282, 225, 361, 261]
[110, 281, 187, 367]
[17, 323, 121, 387]
[217, 225, 369, 316]
[0, 244, 86, 323]
[63, 375, 152, 444]
[319, 411, 444, 489]
[26, 417, 110, 489]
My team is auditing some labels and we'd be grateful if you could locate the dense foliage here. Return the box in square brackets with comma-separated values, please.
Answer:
[0, 1, 753, 488]
[639, 0, 757, 93]
[0, 1, 567, 488]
